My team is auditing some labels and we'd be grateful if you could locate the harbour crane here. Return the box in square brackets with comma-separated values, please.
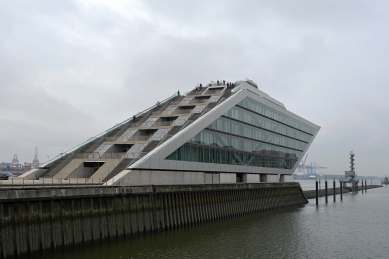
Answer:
[295, 153, 328, 176]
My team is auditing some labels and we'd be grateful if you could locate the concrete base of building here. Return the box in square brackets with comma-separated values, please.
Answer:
[260, 174, 279, 183]
[110, 170, 211, 185]
[220, 173, 236, 183]
[280, 175, 295, 182]
[109, 171, 291, 186]
[243, 174, 260, 183]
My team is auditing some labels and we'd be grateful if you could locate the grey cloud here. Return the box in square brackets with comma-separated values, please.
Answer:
[1, 0, 388, 176]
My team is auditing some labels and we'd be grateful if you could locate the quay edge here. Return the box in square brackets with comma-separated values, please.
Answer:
[0, 182, 306, 259]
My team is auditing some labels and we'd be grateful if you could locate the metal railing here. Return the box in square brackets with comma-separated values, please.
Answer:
[126, 106, 197, 169]
[135, 120, 173, 128]
[205, 89, 223, 95]
[170, 99, 209, 105]
[170, 109, 192, 115]
[83, 137, 107, 153]
[100, 150, 145, 181]
[36, 92, 179, 173]
[35, 153, 73, 179]
[127, 135, 151, 142]
[186, 87, 208, 96]
[135, 92, 178, 118]
[75, 152, 125, 159]
[157, 134, 173, 147]
[105, 134, 153, 143]
[190, 99, 208, 104]
[105, 136, 121, 142]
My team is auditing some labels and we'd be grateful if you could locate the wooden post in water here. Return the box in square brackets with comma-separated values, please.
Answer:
[340, 178, 343, 201]
[365, 180, 367, 193]
[316, 177, 319, 206]
[362, 180, 364, 193]
[333, 178, 336, 202]
[325, 177, 328, 204]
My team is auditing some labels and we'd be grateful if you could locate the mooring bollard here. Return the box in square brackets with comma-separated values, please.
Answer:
[316, 177, 319, 206]
[362, 180, 364, 193]
[333, 178, 336, 202]
[325, 177, 328, 203]
[340, 178, 343, 201]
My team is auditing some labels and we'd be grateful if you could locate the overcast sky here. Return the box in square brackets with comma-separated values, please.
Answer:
[1, 0, 388, 176]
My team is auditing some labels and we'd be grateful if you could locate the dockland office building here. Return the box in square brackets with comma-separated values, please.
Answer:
[27, 80, 320, 185]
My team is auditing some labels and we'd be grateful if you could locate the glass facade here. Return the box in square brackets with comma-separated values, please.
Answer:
[165, 97, 315, 170]
[238, 97, 315, 135]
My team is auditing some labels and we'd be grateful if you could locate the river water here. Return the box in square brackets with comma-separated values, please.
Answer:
[41, 182, 388, 259]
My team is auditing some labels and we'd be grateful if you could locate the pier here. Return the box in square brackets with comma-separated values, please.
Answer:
[303, 185, 381, 199]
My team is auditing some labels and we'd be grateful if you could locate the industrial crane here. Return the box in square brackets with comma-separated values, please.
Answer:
[295, 153, 328, 176]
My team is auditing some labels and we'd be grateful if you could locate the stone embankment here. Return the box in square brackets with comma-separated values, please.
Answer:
[0, 182, 307, 259]
[303, 185, 382, 199]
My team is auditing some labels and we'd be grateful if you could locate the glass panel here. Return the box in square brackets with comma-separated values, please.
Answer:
[173, 116, 188, 126]
[209, 95, 220, 103]
[127, 143, 146, 158]
[162, 106, 177, 115]
[151, 129, 169, 141]
[88, 144, 112, 159]
[118, 129, 136, 141]
[193, 104, 205, 114]
[164, 98, 313, 170]
[238, 97, 315, 134]
[141, 117, 158, 127]
[180, 97, 193, 105]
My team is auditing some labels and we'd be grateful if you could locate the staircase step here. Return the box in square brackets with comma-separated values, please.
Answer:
[142, 141, 161, 153]
[102, 158, 133, 182]
[39, 158, 67, 178]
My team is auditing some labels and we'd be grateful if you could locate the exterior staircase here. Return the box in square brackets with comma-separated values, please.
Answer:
[34, 86, 235, 183]
[102, 158, 133, 182]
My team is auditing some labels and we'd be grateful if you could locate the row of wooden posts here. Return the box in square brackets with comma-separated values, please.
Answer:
[315, 178, 369, 206]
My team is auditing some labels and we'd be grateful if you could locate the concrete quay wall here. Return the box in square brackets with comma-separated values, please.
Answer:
[0, 183, 307, 259]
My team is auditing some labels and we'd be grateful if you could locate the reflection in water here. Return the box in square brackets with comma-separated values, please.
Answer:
[42, 187, 388, 259]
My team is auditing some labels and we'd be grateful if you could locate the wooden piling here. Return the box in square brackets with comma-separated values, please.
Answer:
[316, 177, 319, 206]
[325, 177, 328, 204]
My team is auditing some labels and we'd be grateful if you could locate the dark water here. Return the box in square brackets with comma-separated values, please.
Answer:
[42, 185, 388, 259]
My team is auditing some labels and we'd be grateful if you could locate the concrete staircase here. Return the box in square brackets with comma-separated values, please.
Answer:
[102, 158, 133, 182]
[39, 156, 68, 178]
[36, 86, 233, 184]
[53, 159, 84, 179]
